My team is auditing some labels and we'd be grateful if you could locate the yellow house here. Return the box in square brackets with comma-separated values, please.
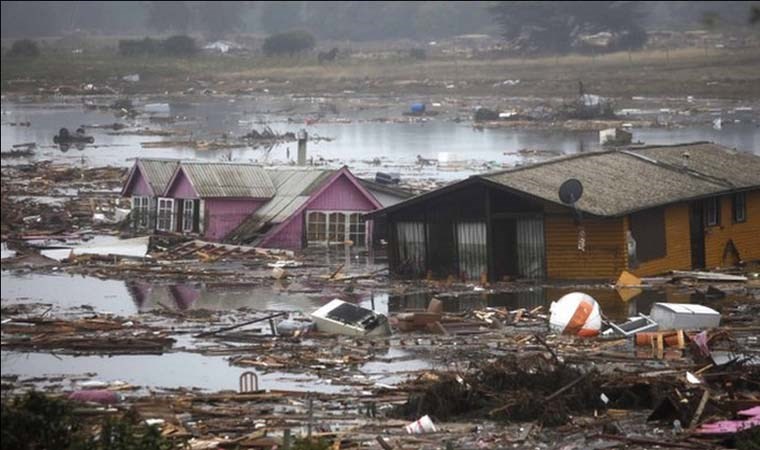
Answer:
[369, 142, 760, 281]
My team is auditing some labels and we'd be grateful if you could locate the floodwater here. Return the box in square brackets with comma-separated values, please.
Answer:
[0, 271, 389, 316]
[1, 346, 429, 393]
[2, 270, 700, 323]
[2, 99, 758, 181]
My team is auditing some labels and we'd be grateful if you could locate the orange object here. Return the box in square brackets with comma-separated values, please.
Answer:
[565, 300, 594, 335]
[635, 330, 686, 348]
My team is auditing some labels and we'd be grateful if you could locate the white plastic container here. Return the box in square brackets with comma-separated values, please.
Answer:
[650, 303, 720, 330]
[405, 415, 437, 434]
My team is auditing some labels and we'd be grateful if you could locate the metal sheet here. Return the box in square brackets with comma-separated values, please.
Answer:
[138, 159, 180, 194]
[181, 163, 275, 198]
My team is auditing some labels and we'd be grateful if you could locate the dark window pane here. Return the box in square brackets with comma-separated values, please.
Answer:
[630, 207, 667, 263]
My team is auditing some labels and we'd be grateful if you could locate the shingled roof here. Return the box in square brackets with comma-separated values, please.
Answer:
[372, 142, 760, 218]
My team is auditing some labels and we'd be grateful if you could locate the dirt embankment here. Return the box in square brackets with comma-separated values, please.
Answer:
[3, 47, 760, 99]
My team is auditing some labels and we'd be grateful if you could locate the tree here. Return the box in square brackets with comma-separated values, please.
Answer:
[7, 39, 40, 57]
[262, 30, 315, 56]
[163, 35, 198, 56]
[147, 1, 191, 33]
[489, 1, 647, 55]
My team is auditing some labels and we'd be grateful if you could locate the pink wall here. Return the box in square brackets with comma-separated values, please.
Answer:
[166, 169, 198, 199]
[124, 166, 154, 197]
[263, 216, 303, 249]
[308, 175, 377, 210]
[262, 173, 378, 249]
[205, 199, 266, 242]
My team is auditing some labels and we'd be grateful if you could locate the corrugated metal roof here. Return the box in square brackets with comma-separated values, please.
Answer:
[180, 163, 275, 198]
[226, 169, 336, 243]
[482, 143, 760, 216]
[138, 159, 181, 195]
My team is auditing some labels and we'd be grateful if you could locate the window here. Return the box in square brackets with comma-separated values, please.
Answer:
[307, 211, 366, 246]
[132, 196, 150, 228]
[705, 197, 720, 226]
[307, 212, 327, 241]
[328, 212, 346, 242]
[349, 213, 366, 245]
[733, 192, 746, 223]
[457, 222, 487, 280]
[396, 222, 425, 275]
[157, 198, 174, 231]
[183, 199, 194, 232]
[630, 208, 666, 263]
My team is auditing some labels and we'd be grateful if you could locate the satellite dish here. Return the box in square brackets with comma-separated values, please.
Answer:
[559, 179, 583, 205]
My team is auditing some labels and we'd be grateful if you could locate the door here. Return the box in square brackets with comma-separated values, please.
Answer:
[689, 202, 705, 269]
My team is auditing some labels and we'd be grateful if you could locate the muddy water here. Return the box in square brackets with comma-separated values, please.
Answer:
[0, 272, 341, 315]
[1, 271, 702, 321]
[3, 100, 758, 181]
[1, 348, 427, 393]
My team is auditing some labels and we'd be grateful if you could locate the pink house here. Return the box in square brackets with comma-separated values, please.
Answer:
[121, 159, 181, 230]
[124, 160, 385, 249]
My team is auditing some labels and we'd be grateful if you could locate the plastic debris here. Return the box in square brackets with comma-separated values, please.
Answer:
[405, 415, 437, 434]
[549, 292, 602, 337]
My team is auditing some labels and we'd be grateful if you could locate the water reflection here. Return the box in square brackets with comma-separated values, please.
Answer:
[1, 272, 329, 315]
[56, 142, 88, 152]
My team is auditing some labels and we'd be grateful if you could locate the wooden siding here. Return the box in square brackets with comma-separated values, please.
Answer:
[165, 169, 199, 199]
[545, 215, 627, 280]
[262, 214, 303, 249]
[261, 172, 379, 249]
[204, 199, 266, 242]
[704, 189, 760, 267]
[631, 203, 692, 276]
[124, 166, 153, 197]
[308, 174, 378, 211]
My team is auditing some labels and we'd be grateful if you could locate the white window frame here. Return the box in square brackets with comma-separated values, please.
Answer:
[306, 210, 367, 247]
[132, 196, 150, 228]
[705, 197, 719, 227]
[733, 192, 746, 223]
[157, 198, 175, 232]
[348, 213, 367, 245]
[183, 199, 195, 233]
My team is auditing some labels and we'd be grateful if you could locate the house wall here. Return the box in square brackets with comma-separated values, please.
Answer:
[166, 170, 198, 199]
[630, 203, 692, 276]
[263, 214, 304, 249]
[204, 199, 266, 242]
[263, 174, 379, 249]
[125, 167, 153, 197]
[544, 215, 627, 280]
[308, 174, 378, 211]
[704, 189, 760, 267]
